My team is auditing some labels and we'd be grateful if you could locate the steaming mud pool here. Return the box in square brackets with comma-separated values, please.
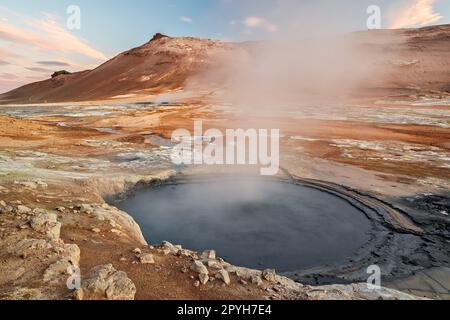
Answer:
[116, 177, 374, 272]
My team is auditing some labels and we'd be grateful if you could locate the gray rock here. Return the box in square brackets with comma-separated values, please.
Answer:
[199, 273, 209, 285]
[202, 250, 216, 260]
[215, 270, 231, 285]
[74, 264, 136, 300]
[191, 261, 209, 275]
[79, 204, 93, 214]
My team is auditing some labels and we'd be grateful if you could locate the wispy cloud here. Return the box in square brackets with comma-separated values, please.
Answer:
[26, 67, 54, 73]
[180, 16, 193, 23]
[0, 8, 107, 93]
[37, 60, 71, 67]
[0, 13, 107, 61]
[244, 16, 278, 33]
[389, 0, 442, 29]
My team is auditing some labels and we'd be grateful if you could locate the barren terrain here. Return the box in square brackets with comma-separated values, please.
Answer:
[0, 26, 449, 300]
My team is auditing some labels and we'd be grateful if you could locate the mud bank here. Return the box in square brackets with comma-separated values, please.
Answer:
[107, 173, 449, 288]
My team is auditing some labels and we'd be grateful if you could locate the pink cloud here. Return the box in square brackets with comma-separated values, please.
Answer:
[0, 13, 107, 61]
[389, 0, 443, 29]
[244, 16, 278, 33]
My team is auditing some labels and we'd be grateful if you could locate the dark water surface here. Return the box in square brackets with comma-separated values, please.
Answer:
[117, 178, 371, 272]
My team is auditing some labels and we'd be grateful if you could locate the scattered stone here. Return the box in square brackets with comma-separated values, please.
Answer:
[30, 212, 61, 240]
[202, 250, 216, 260]
[251, 275, 263, 286]
[138, 253, 155, 264]
[101, 203, 109, 209]
[215, 270, 231, 285]
[240, 279, 248, 285]
[56, 207, 66, 213]
[181, 266, 188, 273]
[16, 205, 32, 215]
[207, 260, 222, 270]
[119, 257, 127, 262]
[15, 181, 37, 189]
[161, 241, 177, 254]
[191, 261, 208, 275]
[32, 208, 47, 215]
[193, 281, 200, 288]
[43, 259, 74, 283]
[0, 205, 13, 214]
[199, 273, 209, 285]
[92, 228, 101, 233]
[59, 243, 81, 265]
[262, 269, 277, 283]
[110, 229, 123, 236]
[0, 200, 6, 207]
[35, 180, 48, 188]
[133, 248, 142, 255]
[79, 204, 93, 214]
[74, 264, 136, 300]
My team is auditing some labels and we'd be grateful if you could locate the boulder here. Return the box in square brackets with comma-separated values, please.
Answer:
[16, 205, 32, 215]
[58, 243, 81, 265]
[43, 259, 74, 283]
[30, 212, 61, 240]
[201, 250, 216, 260]
[251, 275, 263, 286]
[215, 270, 231, 285]
[0, 205, 13, 214]
[262, 269, 277, 283]
[191, 261, 208, 275]
[199, 273, 209, 285]
[139, 253, 155, 264]
[161, 241, 177, 253]
[79, 204, 93, 214]
[74, 264, 136, 300]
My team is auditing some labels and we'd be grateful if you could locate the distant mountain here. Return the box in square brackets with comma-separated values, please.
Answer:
[1, 25, 449, 105]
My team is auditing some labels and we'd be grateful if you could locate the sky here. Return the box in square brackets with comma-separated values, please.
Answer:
[0, 0, 449, 93]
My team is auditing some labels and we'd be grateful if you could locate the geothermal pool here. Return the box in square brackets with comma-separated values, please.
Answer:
[117, 177, 372, 272]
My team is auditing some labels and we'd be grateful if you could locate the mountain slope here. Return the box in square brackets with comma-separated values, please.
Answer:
[1, 26, 449, 105]
[0, 34, 238, 104]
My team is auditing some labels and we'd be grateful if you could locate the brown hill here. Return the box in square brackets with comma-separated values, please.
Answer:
[1, 26, 449, 105]
[0, 34, 239, 104]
